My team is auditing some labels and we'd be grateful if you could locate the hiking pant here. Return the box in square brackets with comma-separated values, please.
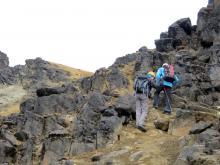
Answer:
[153, 86, 172, 112]
[135, 93, 148, 127]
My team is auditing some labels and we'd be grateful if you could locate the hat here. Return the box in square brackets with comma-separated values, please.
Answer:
[162, 63, 169, 68]
[147, 71, 155, 78]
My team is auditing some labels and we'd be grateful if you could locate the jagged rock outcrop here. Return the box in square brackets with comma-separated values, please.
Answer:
[0, 56, 72, 89]
[197, 5, 220, 48]
[0, 85, 128, 164]
[0, 2, 220, 165]
[0, 51, 9, 69]
[155, 17, 199, 52]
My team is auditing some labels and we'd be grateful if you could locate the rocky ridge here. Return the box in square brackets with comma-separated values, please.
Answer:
[0, 2, 220, 165]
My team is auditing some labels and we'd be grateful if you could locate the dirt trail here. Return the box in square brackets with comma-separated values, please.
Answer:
[73, 104, 185, 165]
[0, 85, 26, 116]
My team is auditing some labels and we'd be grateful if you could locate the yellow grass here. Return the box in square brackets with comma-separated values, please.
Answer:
[120, 62, 136, 94]
[49, 62, 93, 80]
[0, 103, 20, 116]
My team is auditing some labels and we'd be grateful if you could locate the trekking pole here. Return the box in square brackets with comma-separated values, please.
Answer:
[164, 88, 172, 112]
[95, 131, 98, 150]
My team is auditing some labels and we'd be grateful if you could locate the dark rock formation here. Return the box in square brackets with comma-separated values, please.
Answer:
[189, 121, 213, 134]
[0, 51, 9, 69]
[155, 17, 196, 52]
[1, 2, 220, 165]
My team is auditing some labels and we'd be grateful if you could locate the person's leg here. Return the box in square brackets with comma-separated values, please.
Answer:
[139, 94, 148, 127]
[136, 94, 141, 126]
[164, 87, 172, 113]
[153, 86, 163, 108]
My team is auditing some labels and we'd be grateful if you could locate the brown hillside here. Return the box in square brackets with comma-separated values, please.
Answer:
[49, 62, 93, 80]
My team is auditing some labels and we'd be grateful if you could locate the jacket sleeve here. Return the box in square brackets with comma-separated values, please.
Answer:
[156, 68, 164, 85]
[173, 75, 180, 86]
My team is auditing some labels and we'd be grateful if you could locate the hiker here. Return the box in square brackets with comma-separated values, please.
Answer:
[153, 63, 179, 115]
[134, 71, 155, 132]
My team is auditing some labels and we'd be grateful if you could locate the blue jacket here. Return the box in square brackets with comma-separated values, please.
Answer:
[156, 67, 179, 88]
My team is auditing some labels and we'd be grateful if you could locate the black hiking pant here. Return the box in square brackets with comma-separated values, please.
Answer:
[153, 85, 172, 112]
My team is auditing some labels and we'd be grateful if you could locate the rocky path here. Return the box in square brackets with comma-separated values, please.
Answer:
[72, 104, 183, 165]
[0, 85, 26, 116]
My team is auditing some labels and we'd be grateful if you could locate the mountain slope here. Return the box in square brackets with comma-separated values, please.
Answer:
[49, 62, 93, 80]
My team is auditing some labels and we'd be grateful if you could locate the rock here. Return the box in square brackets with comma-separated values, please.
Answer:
[87, 67, 129, 93]
[20, 98, 36, 114]
[174, 144, 204, 165]
[155, 38, 174, 52]
[134, 50, 154, 75]
[43, 137, 73, 162]
[98, 116, 124, 144]
[175, 108, 193, 119]
[23, 111, 45, 137]
[69, 142, 94, 156]
[154, 119, 170, 131]
[102, 149, 129, 160]
[36, 87, 63, 97]
[204, 137, 220, 154]
[32, 93, 86, 115]
[160, 32, 169, 39]
[129, 151, 144, 161]
[197, 129, 220, 143]
[0, 68, 16, 85]
[209, 66, 220, 88]
[0, 140, 16, 164]
[91, 154, 102, 162]
[198, 54, 210, 63]
[102, 108, 118, 117]
[0, 129, 18, 146]
[189, 121, 213, 134]
[17, 139, 34, 165]
[175, 18, 192, 35]
[168, 109, 196, 136]
[197, 7, 220, 48]
[48, 129, 69, 138]
[22, 57, 71, 89]
[113, 53, 137, 66]
[0, 51, 9, 69]
[114, 95, 136, 117]
[14, 131, 29, 141]
[64, 160, 74, 165]
[168, 19, 191, 46]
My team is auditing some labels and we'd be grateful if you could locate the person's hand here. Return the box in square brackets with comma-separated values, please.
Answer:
[133, 91, 136, 97]
[148, 93, 152, 99]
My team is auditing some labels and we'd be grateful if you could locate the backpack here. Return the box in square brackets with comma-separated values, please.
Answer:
[163, 65, 175, 83]
[134, 76, 149, 94]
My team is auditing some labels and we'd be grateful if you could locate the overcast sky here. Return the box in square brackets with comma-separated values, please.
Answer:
[0, 0, 207, 72]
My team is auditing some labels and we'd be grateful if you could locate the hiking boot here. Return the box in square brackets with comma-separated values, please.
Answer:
[153, 105, 158, 109]
[163, 111, 171, 115]
[137, 126, 147, 132]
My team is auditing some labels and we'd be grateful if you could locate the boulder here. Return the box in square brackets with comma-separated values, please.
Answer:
[114, 95, 136, 117]
[154, 118, 170, 131]
[189, 121, 213, 134]
[155, 38, 174, 52]
[0, 140, 16, 164]
[14, 131, 29, 142]
[197, 7, 220, 48]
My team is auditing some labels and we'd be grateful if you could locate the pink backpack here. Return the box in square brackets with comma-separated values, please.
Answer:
[164, 65, 175, 82]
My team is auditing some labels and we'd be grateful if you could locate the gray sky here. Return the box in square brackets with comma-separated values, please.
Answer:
[0, 0, 207, 72]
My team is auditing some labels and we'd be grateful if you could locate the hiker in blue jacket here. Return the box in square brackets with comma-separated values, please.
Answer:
[153, 63, 179, 115]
